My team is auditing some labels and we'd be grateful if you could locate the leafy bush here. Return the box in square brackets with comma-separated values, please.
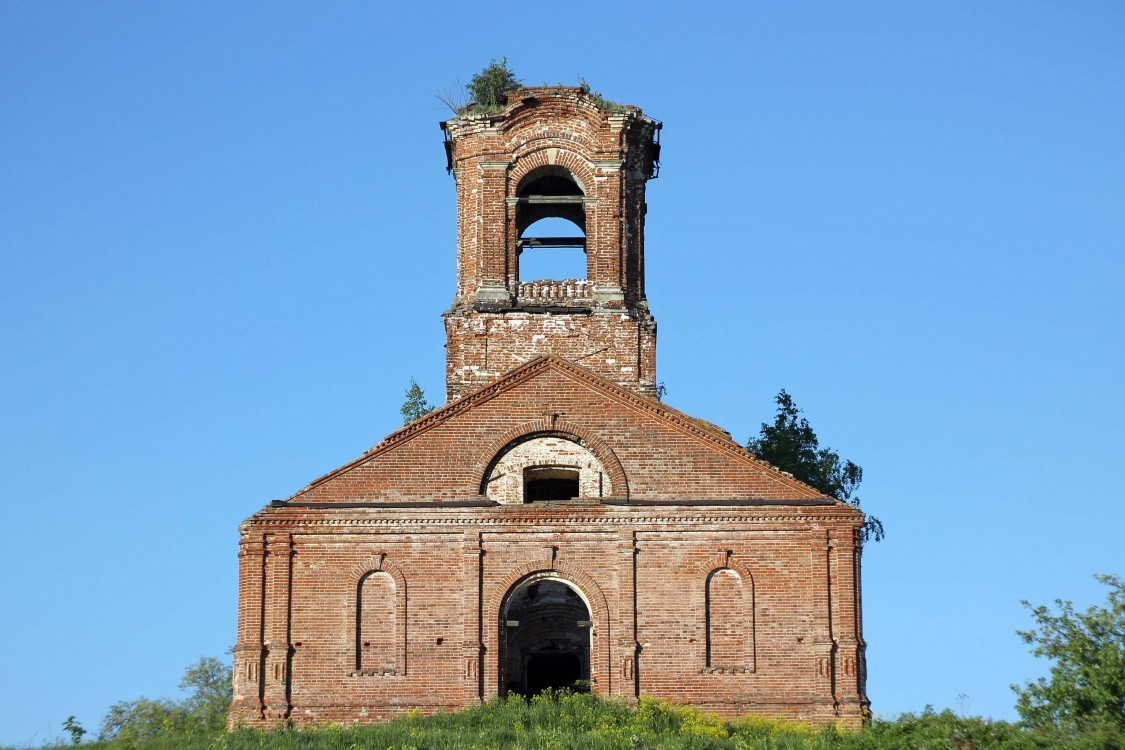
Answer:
[98, 656, 231, 742]
[98, 697, 189, 744]
[1014, 574, 1125, 735]
[441, 62, 626, 115]
[837, 707, 1036, 750]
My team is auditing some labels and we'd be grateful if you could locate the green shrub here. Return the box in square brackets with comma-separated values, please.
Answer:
[1014, 574, 1125, 736]
[467, 57, 522, 112]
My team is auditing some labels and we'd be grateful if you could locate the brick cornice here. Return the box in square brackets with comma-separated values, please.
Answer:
[245, 513, 854, 529]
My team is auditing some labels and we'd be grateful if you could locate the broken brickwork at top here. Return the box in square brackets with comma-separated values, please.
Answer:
[441, 87, 660, 401]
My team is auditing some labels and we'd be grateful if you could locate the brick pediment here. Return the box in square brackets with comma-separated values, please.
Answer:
[278, 356, 832, 506]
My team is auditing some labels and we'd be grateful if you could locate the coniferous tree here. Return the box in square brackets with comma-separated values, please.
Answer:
[748, 390, 884, 544]
[400, 378, 435, 425]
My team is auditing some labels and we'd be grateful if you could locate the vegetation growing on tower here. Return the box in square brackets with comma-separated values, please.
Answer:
[437, 60, 628, 115]
[467, 57, 522, 111]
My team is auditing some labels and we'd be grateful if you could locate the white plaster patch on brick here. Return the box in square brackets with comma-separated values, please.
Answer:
[485, 436, 609, 504]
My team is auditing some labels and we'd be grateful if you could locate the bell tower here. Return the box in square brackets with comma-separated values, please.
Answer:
[440, 87, 662, 401]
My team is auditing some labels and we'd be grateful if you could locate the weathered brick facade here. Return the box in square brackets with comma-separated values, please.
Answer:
[231, 87, 869, 729]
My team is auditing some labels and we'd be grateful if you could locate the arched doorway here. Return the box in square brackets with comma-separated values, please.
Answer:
[500, 576, 591, 696]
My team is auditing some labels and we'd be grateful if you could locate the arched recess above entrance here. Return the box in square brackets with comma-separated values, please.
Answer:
[491, 565, 608, 625]
[474, 419, 629, 500]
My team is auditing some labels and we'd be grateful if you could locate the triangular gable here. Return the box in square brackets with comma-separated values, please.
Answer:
[283, 355, 837, 505]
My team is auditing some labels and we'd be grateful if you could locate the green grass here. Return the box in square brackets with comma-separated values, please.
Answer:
[14, 693, 1125, 750]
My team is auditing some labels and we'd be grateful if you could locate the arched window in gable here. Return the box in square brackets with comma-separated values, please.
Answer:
[483, 435, 610, 504]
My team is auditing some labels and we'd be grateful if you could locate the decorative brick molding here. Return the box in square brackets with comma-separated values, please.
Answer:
[698, 550, 757, 674]
[347, 554, 408, 677]
[509, 146, 597, 197]
[488, 564, 609, 623]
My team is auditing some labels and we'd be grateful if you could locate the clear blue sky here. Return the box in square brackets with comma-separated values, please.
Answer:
[2, 2, 1123, 745]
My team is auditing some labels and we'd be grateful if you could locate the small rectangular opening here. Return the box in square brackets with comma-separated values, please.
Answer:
[524, 467, 580, 502]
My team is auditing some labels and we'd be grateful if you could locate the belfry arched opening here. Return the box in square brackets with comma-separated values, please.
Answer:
[501, 577, 591, 696]
[515, 165, 587, 284]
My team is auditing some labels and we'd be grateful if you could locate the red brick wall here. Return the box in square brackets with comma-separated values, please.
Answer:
[230, 504, 867, 728]
[445, 309, 657, 401]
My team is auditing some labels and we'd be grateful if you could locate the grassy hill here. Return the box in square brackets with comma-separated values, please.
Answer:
[13, 692, 1123, 750]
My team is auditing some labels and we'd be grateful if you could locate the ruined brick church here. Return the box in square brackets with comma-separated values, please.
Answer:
[231, 87, 869, 728]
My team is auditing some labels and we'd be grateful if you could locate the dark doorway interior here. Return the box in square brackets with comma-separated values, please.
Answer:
[503, 579, 591, 696]
[525, 653, 582, 694]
